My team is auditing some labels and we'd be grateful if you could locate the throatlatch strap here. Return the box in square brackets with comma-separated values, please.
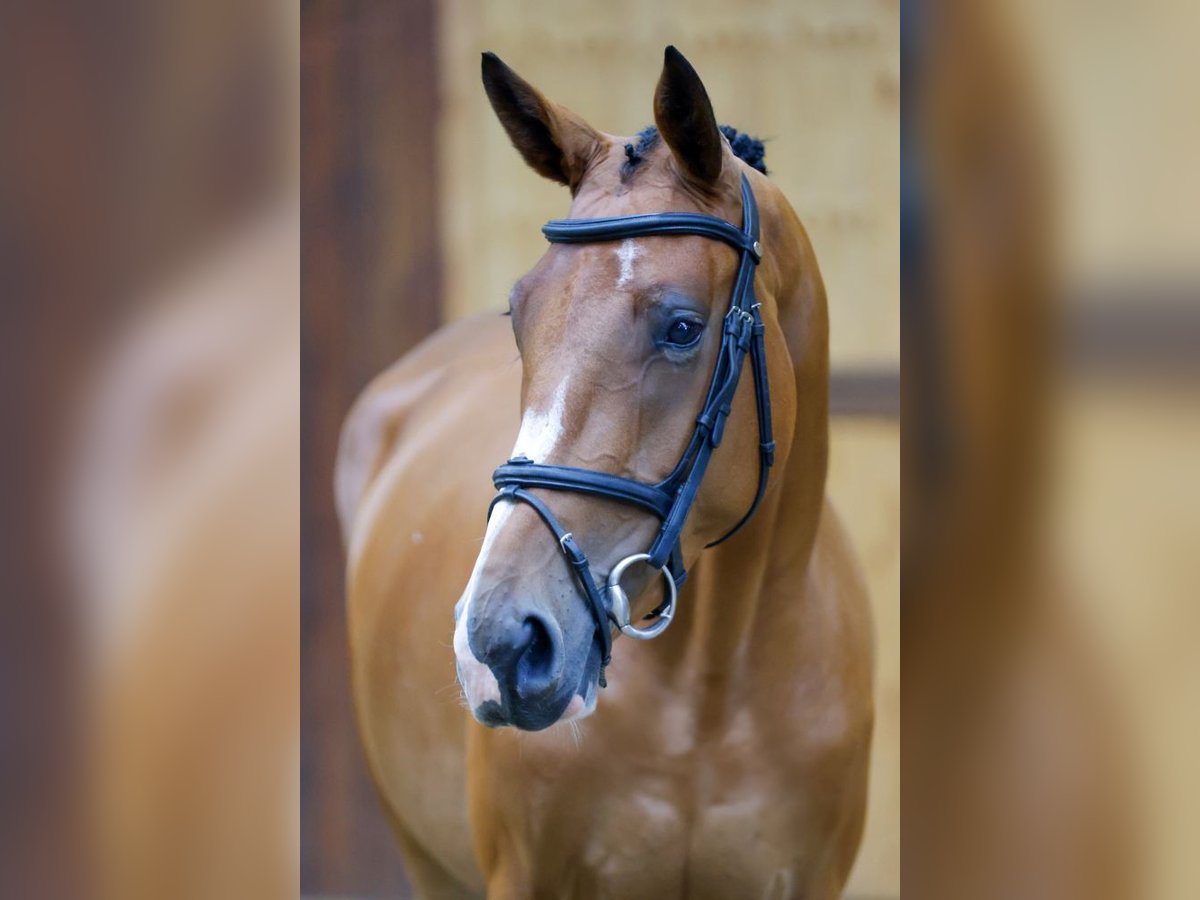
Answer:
[705, 305, 775, 548]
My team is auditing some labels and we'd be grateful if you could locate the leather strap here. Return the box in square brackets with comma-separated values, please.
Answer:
[543, 212, 762, 262]
[493, 459, 675, 520]
[488, 172, 774, 685]
[488, 486, 614, 686]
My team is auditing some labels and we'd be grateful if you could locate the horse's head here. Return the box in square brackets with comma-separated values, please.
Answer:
[454, 48, 809, 730]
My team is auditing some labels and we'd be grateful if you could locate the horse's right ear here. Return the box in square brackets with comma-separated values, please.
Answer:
[481, 52, 602, 191]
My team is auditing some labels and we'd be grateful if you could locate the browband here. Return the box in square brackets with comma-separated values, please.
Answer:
[543, 212, 763, 262]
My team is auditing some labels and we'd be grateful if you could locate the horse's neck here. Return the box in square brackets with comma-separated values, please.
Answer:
[654, 419, 828, 680]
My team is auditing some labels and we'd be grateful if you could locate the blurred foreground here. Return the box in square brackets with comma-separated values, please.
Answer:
[0, 0, 298, 897]
[905, 1, 1200, 898]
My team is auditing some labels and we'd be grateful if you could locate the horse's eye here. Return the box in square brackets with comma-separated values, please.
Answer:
[662, 317, 705, 349]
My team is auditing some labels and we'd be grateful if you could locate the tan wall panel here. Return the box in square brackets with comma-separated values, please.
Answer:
[828, 418, 901, 899]
[1004, 0, 1200, 285]
[436, 0, 899, 368]
[1052, 383, 1200, 899]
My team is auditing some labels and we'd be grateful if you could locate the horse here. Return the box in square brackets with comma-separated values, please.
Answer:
[338, 47, 874, 899]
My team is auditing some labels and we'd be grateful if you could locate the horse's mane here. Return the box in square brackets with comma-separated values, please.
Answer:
[621, 125, 768, 178]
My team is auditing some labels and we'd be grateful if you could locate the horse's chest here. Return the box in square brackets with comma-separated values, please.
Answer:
[502, 708, 810, 898]
[573, 771, 797, 898]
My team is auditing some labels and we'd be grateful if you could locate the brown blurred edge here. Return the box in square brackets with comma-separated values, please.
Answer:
[302, 0, 440, 896]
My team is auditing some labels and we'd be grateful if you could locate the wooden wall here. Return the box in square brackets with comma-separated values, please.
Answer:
[828, 418, 900, 898]
[301, 1, 440, 895]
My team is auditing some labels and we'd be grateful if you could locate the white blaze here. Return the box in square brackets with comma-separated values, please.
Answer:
[454, 377, 571, 709]
[512, 377, 569, 463]
[615, 239, 641, 290]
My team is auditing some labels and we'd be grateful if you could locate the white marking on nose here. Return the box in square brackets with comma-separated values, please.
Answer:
[559, 691, 596, 723]
[615, 239, 640, 290]
[454, 378, 571, 712]
[512, 377, 569, 463]
[454, 612, 500, 707]
[453, 501, 513, 708]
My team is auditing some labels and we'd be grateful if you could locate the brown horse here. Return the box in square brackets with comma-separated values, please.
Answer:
[339, 48, 873, 899]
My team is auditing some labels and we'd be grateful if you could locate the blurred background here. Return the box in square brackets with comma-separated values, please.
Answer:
[905, 1, 1200, 898]
[2, 0, 298, 898]
[303, 1, 899, 897]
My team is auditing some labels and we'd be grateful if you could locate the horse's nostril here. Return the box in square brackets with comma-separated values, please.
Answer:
[471, 606, 563, 705]
[516, 614, 558, 695]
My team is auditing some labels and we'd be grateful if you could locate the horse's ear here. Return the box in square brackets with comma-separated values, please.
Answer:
[481, 52, 602, 190]
[653, 46, 723, 185]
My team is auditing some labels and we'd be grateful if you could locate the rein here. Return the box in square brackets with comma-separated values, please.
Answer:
[488, 172, 774, 686]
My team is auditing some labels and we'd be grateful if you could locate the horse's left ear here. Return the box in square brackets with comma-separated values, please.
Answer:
[653, 46, 724, 185]
[481, 52, 603, 190]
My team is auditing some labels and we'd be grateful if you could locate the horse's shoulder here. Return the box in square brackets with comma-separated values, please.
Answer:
[797, 498, 876, 719]
[335, 313, 514, 542]
[810, 499, 869, 604]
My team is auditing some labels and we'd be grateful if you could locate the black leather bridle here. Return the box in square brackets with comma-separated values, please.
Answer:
[488, 172, 774, 686]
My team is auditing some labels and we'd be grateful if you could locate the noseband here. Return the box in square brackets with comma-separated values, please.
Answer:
[487, 172, 775, 686]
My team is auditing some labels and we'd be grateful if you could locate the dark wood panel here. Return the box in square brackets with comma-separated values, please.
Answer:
[831, 369, 901, 418]
[823, 286, 1200, 425]
[301, 1, 441, 895]
[1064, 287, 1200, 377]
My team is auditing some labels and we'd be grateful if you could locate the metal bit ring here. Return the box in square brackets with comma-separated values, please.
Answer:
[605, 553, 677, 640]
